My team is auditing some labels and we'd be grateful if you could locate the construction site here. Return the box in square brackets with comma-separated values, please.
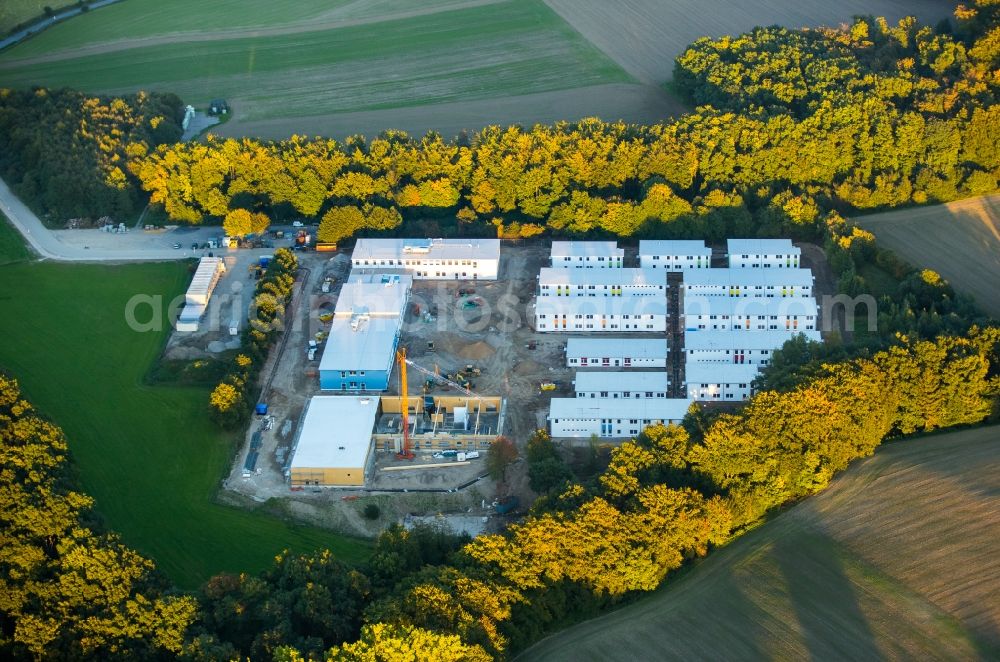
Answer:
[203, 237, 832, 539]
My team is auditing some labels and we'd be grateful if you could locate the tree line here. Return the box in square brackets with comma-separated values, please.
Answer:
[0, 87, 183, 222]
[123, 7, 998, 245]
[209, 248, 299, 428]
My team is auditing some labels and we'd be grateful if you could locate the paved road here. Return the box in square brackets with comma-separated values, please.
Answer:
[0, 175, 308, 262]
[0, 0, 123, 52]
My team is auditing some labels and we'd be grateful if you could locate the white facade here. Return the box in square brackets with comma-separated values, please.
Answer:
[727, 239, 801, 268]
[639, 240, 712, 270]
[574, 371, 670, 399]
[535, 297, 667, 333]
[684, 363, 761, 401]
[682, 268, 814, 298]
[684, 297, 818, 332]
[550, 241, 623, 268]
[549, 398, 691, 439]
[566, 338, 669, 368]
[351, 238, 500, 280]
[684, 330, 821, 365]
[537, 267, 666, 298]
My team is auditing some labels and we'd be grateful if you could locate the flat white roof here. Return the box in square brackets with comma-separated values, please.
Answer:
[550, 241, 623, 258]
[727, 238, 799, 255]
[178, 303, 206, 321]
[549, 397, 691, 421]
[335, 274, 411, 317]
[352, 238, 500, 262]
[684, 329, 821, 351]
[639, 240, 712, 256]
[539, 267, 666, 287]
[319, 314, 401, 373]
[684, 297, 818, 317]
[188, 257, 225, 296]
[537, 297, 668, 317]
[574, 371, 671, 392]
[682, 268, 814, 288]
[684, 362, 761, 384]
[291, 396, 378, 470]
[566, 337, 669, 359]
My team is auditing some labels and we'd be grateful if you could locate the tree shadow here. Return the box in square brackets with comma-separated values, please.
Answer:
[771, 529, 884, 661]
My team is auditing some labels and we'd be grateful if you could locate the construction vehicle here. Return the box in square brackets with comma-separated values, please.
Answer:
[540, 382, 557, 391]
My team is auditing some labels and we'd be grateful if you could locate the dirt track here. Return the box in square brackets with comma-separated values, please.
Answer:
[216, 83, 687, 141]
[0, 0, 507, 68]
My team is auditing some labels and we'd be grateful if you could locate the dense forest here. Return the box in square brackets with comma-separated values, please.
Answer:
[3, 329, 997, 659]
[0, 87, 183, 222]
[2, 1, 1000, 660]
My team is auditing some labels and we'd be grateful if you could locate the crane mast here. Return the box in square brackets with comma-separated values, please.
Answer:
[396, 349, 414, 460]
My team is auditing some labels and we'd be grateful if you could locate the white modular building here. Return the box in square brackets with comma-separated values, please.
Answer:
[684, 329, 822, 365]
[574, 371, 670, 399]
[537, 267, 666, 298]
[683, 296, 818, 332]
[319, 273, 412, 391]
[684, 363, 761, 401]
[727, 239, 801, 268]
[639, 240, 713, 270]
[549, 397, 692, 439]
[566, 338, 669, 368]
[176, 256, 226, 332]
[535, 297, 668, 332]
[289, 396, 379, 486]
[186, 257, 226, 305]
[682, 268, 814, 298]
[550, 241, 624, 268]
[351, 238, 500, 280]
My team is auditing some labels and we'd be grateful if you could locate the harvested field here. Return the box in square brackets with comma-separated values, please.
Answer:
[856, 193, 1000, 318]
[217, 83, 686, 141]
[543, 0, 954, 84]
[523, 425, 1000, 660]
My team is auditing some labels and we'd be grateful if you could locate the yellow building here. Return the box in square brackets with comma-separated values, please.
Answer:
[289, 396, 378, 486]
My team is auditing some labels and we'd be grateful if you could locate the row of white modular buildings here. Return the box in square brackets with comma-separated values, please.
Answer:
[543, 239, 821, 438]
[550, 239, 800, 270]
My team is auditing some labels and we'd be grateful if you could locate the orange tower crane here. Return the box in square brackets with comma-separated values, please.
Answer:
[395, 348, 414, 460]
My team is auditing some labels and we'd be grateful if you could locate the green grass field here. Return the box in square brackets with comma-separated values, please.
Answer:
[0, 251, 369, 589]
[0, 0, 630, 122]
[0, 0, 50, 34]
[0, 211, 33, 264]
[524, 426, 1000, 660]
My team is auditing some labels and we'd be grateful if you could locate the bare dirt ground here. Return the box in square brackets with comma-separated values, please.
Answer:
[523, 425, 1000, 661]
[856, 193, 1000, 318]
[543, 0, 954, 84]
[216, 83, 687, 141]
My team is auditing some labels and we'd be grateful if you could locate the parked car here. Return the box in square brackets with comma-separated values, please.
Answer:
[292, 221, 304, 228]
[172, 243, 182, 249]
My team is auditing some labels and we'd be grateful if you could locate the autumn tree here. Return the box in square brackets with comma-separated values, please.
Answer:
[0, 375, 197, 659]
[486, 436, 518, 488]
[223, 208, 270, 238]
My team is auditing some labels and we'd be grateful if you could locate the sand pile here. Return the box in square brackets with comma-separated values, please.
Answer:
[457, 340, 495, 360]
